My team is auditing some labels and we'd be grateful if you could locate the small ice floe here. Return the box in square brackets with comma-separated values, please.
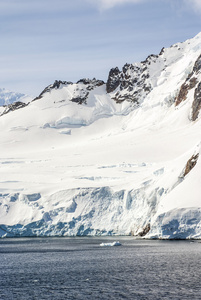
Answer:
[100, 241, 121, 247]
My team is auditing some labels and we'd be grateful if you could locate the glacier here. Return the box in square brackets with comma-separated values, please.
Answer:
[1, 33, 201, 238]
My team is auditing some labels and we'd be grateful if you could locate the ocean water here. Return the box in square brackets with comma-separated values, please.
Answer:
[0, 237, 201, 299]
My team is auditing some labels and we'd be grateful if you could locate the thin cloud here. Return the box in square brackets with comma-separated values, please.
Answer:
[87, 0, 145, 10]
[184, 0, 201, 13]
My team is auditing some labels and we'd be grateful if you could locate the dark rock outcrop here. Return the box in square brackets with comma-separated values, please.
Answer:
[192, 82, 201, 121]
[77, 78, 104, 88]
[72, 78, 104, 104]
[138, 224, 151, 237]
[192, 54, 201, 74]
[106, 67, 121, 93]
[159, 47, 165, 56]
[106, 60, 152, 104]
[71, 93, 89, 105]
[77, 78, 105, 92]
[105, 48, 168, 104]
[183, 153, 199, 177]
[141, 54, 159, 65]
[1, 101, 28, 116]
[176, 54, 201, 107]
[176, 78, 198, 106]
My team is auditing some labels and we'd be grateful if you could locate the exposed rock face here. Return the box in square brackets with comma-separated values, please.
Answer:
[138, 223, 151, 237]
[193, 54, 201, 73]
[106, 53, 166, 104]
[175, 78, 198, 106]
[0, 78, 105, 115]
[71, 93, 89, 105]
[106, 67, 121, 93]
[159, 47, 165, 55]
[77, 78, 104, 89]
[106, 62, 152, 103]
[175, 53, 201, 120]
[2, 47, 201, 120]
[1, 101, 28, 116]
[175, 54, 201, 106]
[192, 82, 201, 121]
[183, 153, 199, 177]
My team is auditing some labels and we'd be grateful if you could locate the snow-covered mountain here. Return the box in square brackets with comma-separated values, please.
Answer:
[1, 33, 201, 239]
[0, 88, 32, 106]
[0, 88, 32, 116]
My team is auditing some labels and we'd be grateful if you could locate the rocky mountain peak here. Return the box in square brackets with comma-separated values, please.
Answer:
[33, 78, 105, 106]
[106, 67, 121, 93]
[106, 58, 153, 103]
[2, 33, 201, 239]
[34, 80, 73, 101]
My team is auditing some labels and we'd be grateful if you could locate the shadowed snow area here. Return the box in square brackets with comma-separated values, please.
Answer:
[1, 33, 201, 238]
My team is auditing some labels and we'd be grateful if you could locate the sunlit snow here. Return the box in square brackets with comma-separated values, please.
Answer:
[1, 33, 201, 238]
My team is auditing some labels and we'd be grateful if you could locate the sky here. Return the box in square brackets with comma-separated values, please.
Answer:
[1, 0, 201, 96]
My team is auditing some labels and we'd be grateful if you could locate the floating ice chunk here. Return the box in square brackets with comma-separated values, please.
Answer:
[100, 241, 121, 247]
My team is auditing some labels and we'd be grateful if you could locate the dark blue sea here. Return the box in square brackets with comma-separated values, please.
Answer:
[0, 237, 201, 299]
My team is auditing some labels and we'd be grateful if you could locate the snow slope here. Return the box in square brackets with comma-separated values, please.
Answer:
[1, 33, 201, 238]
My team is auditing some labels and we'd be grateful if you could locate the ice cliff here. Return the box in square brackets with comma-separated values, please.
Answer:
[1, 33, 201, 239]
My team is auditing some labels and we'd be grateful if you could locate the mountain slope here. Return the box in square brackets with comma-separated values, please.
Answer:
[0, 88, 32, 106]
[0, 88, 33, 116]
[1, 33, 201, 238]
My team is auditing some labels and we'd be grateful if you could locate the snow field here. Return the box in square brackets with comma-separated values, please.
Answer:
[1, 33, 201, 238]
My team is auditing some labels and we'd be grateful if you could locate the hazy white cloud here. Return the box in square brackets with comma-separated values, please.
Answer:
[88, 0, 201, 13]
[87, 0, 145, 10]
[184, 0, 201, 13]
